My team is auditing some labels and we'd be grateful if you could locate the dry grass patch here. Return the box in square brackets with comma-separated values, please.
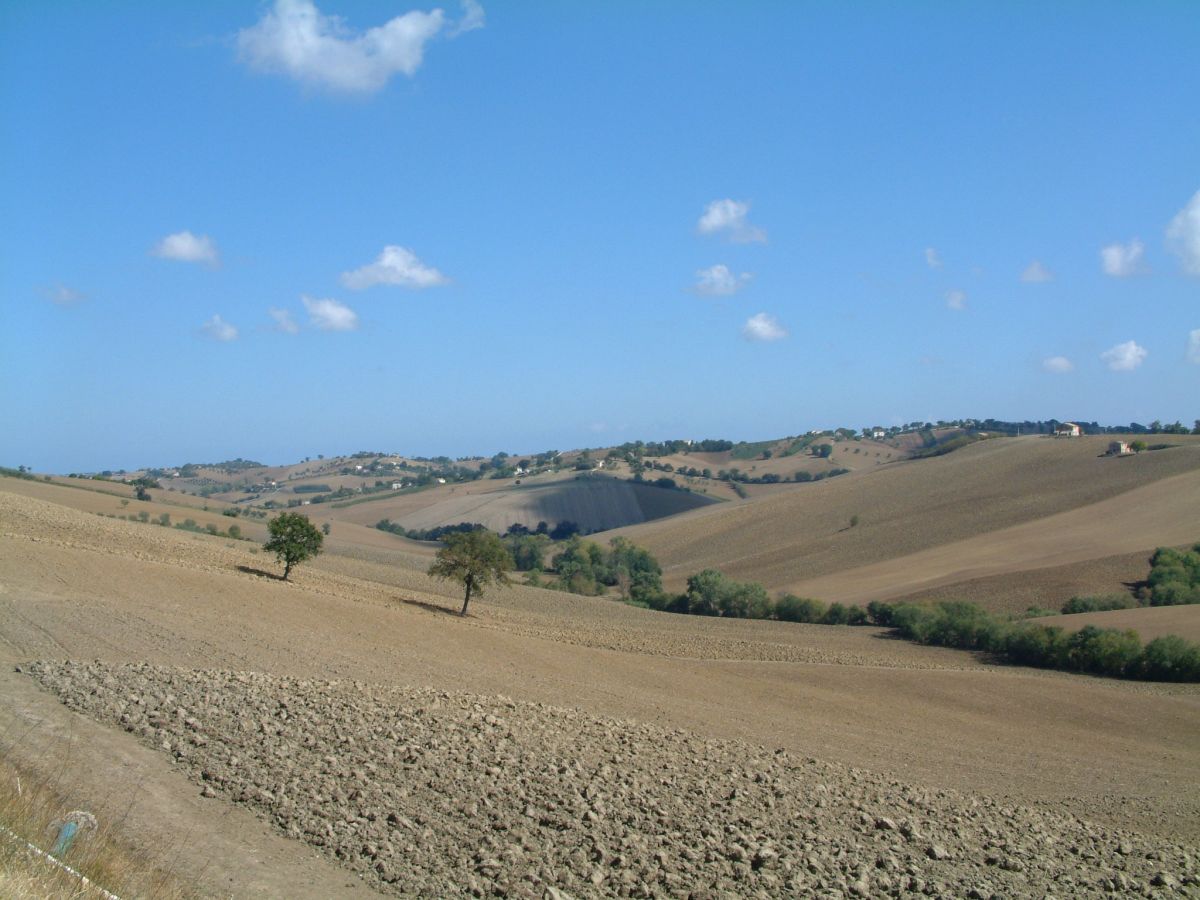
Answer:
[0, 750, 197, 900]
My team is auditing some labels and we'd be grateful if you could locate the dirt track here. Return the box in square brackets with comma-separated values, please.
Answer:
[2, 483, 1199, 896]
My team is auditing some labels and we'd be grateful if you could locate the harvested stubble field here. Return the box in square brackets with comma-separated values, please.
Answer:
[2, 478, 1199, 897]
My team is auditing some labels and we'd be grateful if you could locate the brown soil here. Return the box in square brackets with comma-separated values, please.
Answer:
[2, 478, 1199, 896]
[1034, 605, 1200, 643]
[613, 436, 1200, 595]
[884, 550, 1154, 616]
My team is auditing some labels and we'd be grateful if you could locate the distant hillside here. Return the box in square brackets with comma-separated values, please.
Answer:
[377, 474, 717, 536]
[610, 435, 1200, 597]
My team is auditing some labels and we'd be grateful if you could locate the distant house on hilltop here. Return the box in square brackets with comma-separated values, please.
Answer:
[871, 428, 886, 440]
[1054, 422, 1081, 437]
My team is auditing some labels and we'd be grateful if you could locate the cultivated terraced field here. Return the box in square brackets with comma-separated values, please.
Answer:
[2, 476, 1199, 897]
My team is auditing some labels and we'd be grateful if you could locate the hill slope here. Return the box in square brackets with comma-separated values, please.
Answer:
[611, 436, 1200, 595]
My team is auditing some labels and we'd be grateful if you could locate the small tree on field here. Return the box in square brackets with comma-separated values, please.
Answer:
[264, 512, 324, 580]
[428, 530, 513, 616]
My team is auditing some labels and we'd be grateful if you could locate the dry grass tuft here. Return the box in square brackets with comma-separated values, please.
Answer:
[0, 750, 197, 900]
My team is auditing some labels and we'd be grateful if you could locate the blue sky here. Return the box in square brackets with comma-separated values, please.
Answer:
[2, 1, 1197, 472]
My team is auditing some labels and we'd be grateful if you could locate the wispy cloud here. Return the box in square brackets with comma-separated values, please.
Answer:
[237, 0, 474, 94]
[153, 231, 219, 266]
[1100, 239, 1146, 278]
[1166, 189, 1200, 276]
[694, 264, 751, 296]
[1100, 339, 1147, 372]
[39, 282, 86, 306]
[303, 295, 359, 331]
[697, 199, 766, 244]
[1187, 329, 1200, 365]
[200, 314, 238, 341]
[945, 289, 967, 311]
[742, 312, 787, 342]
[269, 307, 300, 334]
[341, 245, 448, 290]
[1020, 260, 1054, 283]
[449, 0, 486, 37]
[1042, 355, 1074, 374]
[924, 247, 942, 269]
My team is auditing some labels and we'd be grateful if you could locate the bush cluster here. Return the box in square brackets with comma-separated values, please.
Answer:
[548, 536, 663, 604]
[376, 519, 486, 542]
[876, 600, 1200, 682]
[1147, 545, 1200, 606]
[1060, 594, 1137, 614]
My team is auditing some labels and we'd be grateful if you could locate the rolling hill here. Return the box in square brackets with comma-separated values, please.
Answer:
[609, 435, 1200, 598]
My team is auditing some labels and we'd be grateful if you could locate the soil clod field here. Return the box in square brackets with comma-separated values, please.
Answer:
[24, 661, 1200, 898]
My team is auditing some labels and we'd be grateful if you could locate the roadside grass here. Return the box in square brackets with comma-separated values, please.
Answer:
[0, 747, 198, 899]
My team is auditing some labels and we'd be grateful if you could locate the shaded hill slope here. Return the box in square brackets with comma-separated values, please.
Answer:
[364, 474, 717, 535]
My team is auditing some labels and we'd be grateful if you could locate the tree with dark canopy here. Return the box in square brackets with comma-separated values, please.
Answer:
[263, 512, 324, 580]
[428, 530, 514, 616]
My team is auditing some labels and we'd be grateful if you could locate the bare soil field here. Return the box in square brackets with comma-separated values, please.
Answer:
[884, 550, 1154, 616]
[613, 436, 1200, 595]
[2, 481, 1199, 896]
[1033, 605, 1200, 643]
[787, 469, 1200, 605]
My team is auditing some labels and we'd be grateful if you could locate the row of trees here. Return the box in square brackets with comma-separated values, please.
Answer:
[873, 600, 1200, 682]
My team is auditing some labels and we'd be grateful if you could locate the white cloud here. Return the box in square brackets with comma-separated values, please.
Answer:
[449, 0, 486, 36]
[697, 199, 766, 244]
[237, 0, 450, 94]
[694, 264, 751, 296]
[1021, 260, 1054, 283]
[201, 314, 238, 342]
[1100, 239, 1146, 277]
[40, 282, 86, 306]
[340, 245, 448, 290]
[269, 307, 300, 334]
[153, 230, 219, 266]
[945, 289, 967, 311]
[1042, 356, 1074, 374]
[742, 312, 787, 342]
[303, 295, 359, 331]
[1187, 329, 1200, 365]
[1100, 340, 1147, 372]
[1166, 189, 1200, 276]
[924, 247, 942, 269]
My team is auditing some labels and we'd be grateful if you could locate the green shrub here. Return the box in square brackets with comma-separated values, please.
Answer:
[1151, 581, 1200, 606]
[1066, 626, 1142, 677]
[776, 594, 826, 623]
[1137, 635, 1200, 682]
[1061, 594, 1137, 614]
[1004, 624, 1070, 669]
[866, 600, 895, 626]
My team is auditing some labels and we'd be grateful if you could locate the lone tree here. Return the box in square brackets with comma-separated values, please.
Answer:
[264, 512, 324, 581]
[428, 530, 513, 616]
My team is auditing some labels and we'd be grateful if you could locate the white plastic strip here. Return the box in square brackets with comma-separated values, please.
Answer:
[0, 822, 123, 900]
